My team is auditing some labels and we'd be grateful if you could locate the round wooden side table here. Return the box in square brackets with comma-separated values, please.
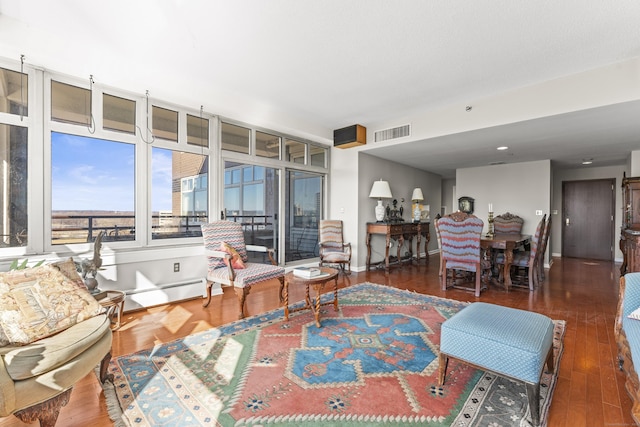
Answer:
[95, 290, 126, 330]
[283, 267, 339, 327]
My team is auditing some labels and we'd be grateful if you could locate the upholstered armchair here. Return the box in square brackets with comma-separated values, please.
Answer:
[0, 259, 113, 427]
[318, 219, 351, 274]
[496, 215, 546, 291]
[201, 220, 285, 318]
[435, 211, 490, 297]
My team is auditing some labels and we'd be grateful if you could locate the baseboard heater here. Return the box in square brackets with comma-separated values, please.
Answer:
[123, 278, 206, 296]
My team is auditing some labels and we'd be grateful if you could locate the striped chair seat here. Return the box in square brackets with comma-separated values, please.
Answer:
[207, 262, 284, 288]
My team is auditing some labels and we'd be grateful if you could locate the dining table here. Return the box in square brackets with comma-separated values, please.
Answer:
[480, 233, 531, 291]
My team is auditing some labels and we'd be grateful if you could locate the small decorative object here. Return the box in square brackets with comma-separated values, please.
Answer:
[487, 210, 495, 237]
[78, 231, 104, 294]
[388, 199, 404, 222]
[421, 205, 430, 221]
[458, 196, 475, 214]
[411, 188, 424, 222]
[369, 179, 393, 222]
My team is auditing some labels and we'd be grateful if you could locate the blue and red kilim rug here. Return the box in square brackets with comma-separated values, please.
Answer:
[103, 283, 564, 427]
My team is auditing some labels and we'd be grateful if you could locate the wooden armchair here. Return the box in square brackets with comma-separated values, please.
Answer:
[201, 221, 285, 318]
[318, 219, 351, 274]
[496, 215, 546, 291]
[435, 211, 490, 297]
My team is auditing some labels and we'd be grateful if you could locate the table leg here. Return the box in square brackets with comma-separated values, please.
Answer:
[284, 280, 290, 321]
[366, 232, 372, 271]
[385, 234, 391, 270]
[503, 248, 515, 291]
[312, 284, 322, 327]
[332, 277, 339, 311]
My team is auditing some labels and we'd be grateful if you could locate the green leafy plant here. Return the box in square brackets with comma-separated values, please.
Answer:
[9, 259, 46, 270]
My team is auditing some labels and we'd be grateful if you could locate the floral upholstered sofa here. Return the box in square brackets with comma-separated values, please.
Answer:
[0, 258, 113, 426]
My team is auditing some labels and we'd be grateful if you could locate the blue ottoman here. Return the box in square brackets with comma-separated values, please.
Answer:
[439, 302, 555, 427]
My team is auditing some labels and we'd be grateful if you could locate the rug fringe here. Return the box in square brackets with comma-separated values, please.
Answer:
[94, 367, 130, 427]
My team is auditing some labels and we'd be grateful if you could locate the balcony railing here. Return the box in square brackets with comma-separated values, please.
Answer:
[51, 214, 207, 244]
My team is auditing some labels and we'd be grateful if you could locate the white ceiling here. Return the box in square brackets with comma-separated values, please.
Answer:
[1, 0, 640, 178]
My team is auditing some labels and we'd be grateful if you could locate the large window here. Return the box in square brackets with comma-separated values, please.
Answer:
[0, 66, 28, 248]
[0, 124, 28, 247]
[51, 132, 135, 244]
[0, 62, 328, 260]
[152, 148, 208, 239]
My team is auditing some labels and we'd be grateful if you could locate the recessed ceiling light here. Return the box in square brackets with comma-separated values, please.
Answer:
[582, 159, 593, 165]
[496, 146, 509, 151]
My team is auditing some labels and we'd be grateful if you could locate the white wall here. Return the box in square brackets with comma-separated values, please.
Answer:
[456, 160, 551, 264]
[552, 165, 626, 261]
[357, 153, 442, 269]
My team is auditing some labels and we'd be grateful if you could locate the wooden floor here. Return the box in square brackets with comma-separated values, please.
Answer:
[0, 255, 634, 427]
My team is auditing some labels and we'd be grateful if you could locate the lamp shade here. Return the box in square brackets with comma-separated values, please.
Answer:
[411, 188, 424, 202]
[369, 180, 392, 199]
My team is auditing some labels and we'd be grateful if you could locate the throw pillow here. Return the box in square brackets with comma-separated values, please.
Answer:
[0, 259, 105, 346]
[220, 242, 245, 270]
[629, 306, 640, 321]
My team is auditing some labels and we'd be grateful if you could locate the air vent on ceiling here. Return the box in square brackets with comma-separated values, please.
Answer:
[374, 124, 411, 142]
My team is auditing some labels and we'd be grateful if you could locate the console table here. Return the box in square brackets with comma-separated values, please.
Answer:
[365, 222, 430, 271]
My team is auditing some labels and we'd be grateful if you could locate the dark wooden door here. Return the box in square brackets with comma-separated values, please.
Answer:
[562, 179, 615, 260]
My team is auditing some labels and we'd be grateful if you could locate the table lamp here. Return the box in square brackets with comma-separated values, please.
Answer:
[369, 179, 392, 222]
[411, 188, 424, 222]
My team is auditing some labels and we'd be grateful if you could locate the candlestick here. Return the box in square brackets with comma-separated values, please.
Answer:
[487, 211, 495, 238]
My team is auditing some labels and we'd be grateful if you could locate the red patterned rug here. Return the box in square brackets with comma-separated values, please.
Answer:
[102, 283, 564, 426]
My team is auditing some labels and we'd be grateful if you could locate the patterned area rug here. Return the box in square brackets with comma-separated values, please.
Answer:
[102, 283, 565, 427]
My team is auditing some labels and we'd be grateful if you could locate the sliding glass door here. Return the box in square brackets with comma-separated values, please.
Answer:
[285, 170, 323, 262]
[223, 161, 279, 263]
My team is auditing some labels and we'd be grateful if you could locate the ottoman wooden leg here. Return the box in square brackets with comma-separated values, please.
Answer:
[526, 382, 541, 427]
[438, 353, 448, 385]
[545, 345, 555, 374]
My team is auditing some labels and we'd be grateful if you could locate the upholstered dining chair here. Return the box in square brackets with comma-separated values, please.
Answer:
[536, 215, 552, 282]
[201, 220, 285, 319]
[435, 211, 491, 297]
[318, 219, 351, 274]
[493, 212, 524, 234]
[495, 214, 546, 291]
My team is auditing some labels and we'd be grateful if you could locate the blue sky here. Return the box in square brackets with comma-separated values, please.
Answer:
[51, 132, 135, 211]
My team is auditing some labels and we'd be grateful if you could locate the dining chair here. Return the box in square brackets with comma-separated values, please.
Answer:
[201, 220, 285, 319]
[493, 212, 524, 234]
[435, 211, 491, 297]
[495, 214, 546, 291]
[536, 216, 552, 282]
[318, 219, 351, 274]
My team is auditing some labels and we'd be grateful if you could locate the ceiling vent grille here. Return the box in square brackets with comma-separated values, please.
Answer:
[374, 124, 411, 142]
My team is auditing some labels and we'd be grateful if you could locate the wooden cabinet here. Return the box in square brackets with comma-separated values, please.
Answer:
[621, 174, 640, 274]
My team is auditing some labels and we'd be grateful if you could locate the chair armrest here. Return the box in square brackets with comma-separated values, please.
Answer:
[204, 249, 231, 260]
